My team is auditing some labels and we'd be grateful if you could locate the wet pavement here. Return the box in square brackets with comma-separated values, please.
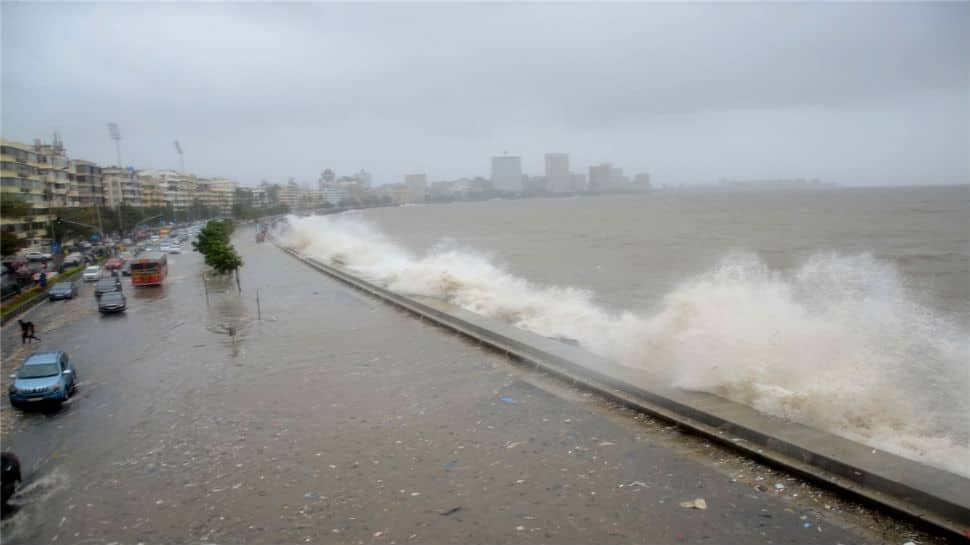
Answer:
[0, 228, 948, 544]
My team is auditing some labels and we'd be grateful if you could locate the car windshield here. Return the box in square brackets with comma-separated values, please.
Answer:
[52, 282, 71, 290]
[18, 363, 60, 379]
[85, 267, 99, 273]
[101, 292, 123, 302]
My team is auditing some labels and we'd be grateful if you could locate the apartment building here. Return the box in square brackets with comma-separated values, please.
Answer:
[1, 139, 51, 239]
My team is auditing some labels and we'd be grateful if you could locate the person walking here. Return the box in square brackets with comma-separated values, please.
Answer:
[17, 320, 40, 344]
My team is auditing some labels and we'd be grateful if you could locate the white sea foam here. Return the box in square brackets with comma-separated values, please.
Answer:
[277, 214, 970, 477]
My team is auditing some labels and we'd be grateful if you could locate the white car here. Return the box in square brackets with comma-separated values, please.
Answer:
[82, 266, 101, 282]
[167, 246, 181, 254]
[23, 252, 51, 262]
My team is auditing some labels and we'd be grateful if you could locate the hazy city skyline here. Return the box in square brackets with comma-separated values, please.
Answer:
[2, 2, 967, 187]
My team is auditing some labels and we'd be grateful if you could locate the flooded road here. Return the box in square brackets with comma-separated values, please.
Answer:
[0, 229, 947, 544]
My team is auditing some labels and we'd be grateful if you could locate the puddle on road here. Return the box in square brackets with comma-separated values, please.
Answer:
[131, 285, 167, 302]
[201, 275, 254, 359]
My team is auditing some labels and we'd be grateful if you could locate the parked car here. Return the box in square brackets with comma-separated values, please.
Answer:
[23, 252, 51, 262]
[82, 266, 101, 282]
[47, 281, 78, 301]
[94, 277, 122, 298]
[97, 290, 127, 313]
[8, 351, 77, 408]
[1, 452, 20, 506]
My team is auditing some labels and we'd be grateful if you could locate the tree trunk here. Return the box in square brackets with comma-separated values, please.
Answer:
[235, 267, 241, 292]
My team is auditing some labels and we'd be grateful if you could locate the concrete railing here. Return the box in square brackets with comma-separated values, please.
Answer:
[276, 242, 970, 537]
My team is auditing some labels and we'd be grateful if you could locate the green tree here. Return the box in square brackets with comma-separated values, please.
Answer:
[193, 219, 242, 291]
[1, 229, 26, 257]
[208, 241, 243, 291]
[192, 220, 230, 255]
[1, 197, 32, 218]
[1, 197, 32, 256]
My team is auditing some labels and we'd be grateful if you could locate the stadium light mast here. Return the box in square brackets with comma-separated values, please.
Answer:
[108, 122, 122, 167]
[174, 140, 184, 172]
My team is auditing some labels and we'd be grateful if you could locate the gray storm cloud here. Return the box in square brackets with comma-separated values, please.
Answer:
[2, 2, 967, 186]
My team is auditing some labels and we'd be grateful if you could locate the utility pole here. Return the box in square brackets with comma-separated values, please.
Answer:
[94, 195, 105, 242]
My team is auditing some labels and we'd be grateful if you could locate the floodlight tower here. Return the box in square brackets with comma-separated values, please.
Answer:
[174, 140, 184, 172]
[108, 123, 122, 167]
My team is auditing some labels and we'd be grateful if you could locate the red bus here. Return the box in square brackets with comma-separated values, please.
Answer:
[130, 252, 168, 286]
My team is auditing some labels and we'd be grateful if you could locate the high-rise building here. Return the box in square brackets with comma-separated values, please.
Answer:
[275, 180, 303, 211]
[318, 169, 337, 191]
[609, 167, 629, 188]
[356, 169, 372, 188]
[73, 160, 104, 208]
[634, 173, 651, 191]
[544, 153, 571, 193]
[490, 155, 522, 193]
[404, 174, 427, 202]
[588, 163, 612, 192]
[1, 139, 50, 241]
[196, 177, 237, 215]
[322, 185, 348, 206]
[250, 186, 269, 209]
[138, 169, 197, 211]
[103, 167, 142, 208]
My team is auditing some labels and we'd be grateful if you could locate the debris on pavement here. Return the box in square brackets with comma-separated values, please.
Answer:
[679, 498, 707, 510]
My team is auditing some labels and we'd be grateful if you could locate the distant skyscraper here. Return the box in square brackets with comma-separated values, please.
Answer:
[318, 168, 336, 190]
[405, 173, 427, 202]
[609, 167, 629, 188]
[356, 169, 372, 188]
[634, 173, 652, 191]
[490, 155, 522, 192]
[588, 163, 612, 191]
[545, 153, 571, 193]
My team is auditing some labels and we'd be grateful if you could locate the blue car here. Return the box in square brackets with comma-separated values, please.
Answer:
[8, 351, 77, 408]
[48, 281, 78, 301]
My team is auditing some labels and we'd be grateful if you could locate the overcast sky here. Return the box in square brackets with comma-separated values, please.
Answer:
[2, 2, 968, 187]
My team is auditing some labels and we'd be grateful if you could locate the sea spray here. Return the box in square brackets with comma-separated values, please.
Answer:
[277, 214, 970, 477]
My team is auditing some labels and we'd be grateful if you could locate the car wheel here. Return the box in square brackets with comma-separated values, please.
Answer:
[9, 400, 23, 410]
[1, 482, 18, 506]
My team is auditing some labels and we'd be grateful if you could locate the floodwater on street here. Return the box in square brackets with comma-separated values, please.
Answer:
[0, 229, 949, 544]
